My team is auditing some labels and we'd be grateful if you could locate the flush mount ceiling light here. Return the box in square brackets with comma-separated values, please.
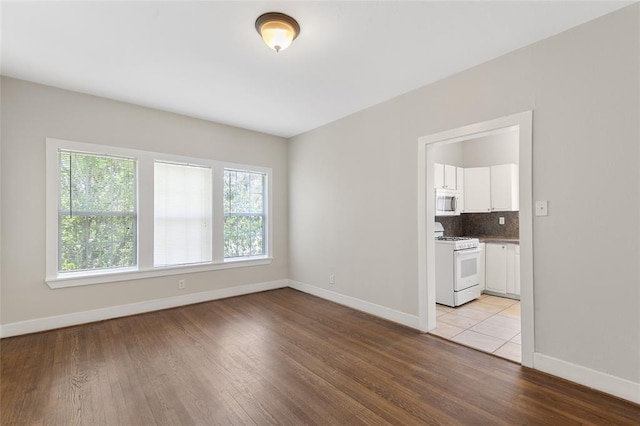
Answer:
[255, 12, 300, 53]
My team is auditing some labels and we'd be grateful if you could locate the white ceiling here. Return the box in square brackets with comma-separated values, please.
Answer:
[1, 1, 631, 138]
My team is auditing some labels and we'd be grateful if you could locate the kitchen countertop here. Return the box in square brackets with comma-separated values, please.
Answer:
[475, 236, 520, 245]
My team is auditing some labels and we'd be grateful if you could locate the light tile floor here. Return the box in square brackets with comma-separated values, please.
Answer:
[430, 295, 521, 363]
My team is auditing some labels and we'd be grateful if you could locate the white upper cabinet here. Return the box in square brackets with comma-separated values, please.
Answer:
[444, 164, 457, 190]
[456, 167, 465, 213]
[434, 163, 457, 190]
[463, 163, 519, 213]
[463, 167, 491, 212]
[490, 164, 519, 212]
[434, 163, 445, 189]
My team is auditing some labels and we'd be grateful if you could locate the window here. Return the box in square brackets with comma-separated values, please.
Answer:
[224, 169, 266, 258]
[46, 138, 272, 288]
[58, 151, 137, 273]
[154, 162, 212, 266]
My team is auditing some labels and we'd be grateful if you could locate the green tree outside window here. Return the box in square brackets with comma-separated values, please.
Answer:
[223, 170, 265, 258]
[58, 151, 137, 272]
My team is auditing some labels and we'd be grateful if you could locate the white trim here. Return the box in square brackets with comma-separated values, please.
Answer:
[516, 112, 534, 368]
[417, 111, 535, 367]
[46, 257, 273, 288]
[417, 141, 435, 332]
[0, 279, 288, 338]
[288, 280, 421, 330]
[533, 353, 640, 404]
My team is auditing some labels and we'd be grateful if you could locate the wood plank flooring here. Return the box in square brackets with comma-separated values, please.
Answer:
[2, 288, 639, 425]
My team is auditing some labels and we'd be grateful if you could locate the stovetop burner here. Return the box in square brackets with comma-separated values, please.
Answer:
[436, 236, 473, 241]
[435, 235, 479, 250]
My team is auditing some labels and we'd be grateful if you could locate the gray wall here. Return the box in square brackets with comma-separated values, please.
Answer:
[0, 77, 289, 324]
[289, 5, 639, 384]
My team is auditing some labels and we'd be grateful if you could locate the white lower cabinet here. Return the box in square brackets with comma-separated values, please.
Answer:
[506, 244, 517, 294]
[478, 243, 486, 291]
[485, 243, 520, 296]
[485, 244, 507, 294]
[514, 245, 520, 295]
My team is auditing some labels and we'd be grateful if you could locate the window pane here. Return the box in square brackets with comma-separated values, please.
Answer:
[224, 169, 265, 258]
[224, 215, 264, 258]
[225, 169, 264, 215]
[58, 151, 137, 272]
[59, 215, 136, 271]
[154, 162, 212, 266]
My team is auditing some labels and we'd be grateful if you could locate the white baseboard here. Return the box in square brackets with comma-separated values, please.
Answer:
[288, 280, 421, 330]
[0, 279, 288, 338]
[533, 352, 640, 404]
[3, 278, 638, 405]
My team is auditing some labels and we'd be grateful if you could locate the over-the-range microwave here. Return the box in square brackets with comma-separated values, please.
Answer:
[435, 189, 461, 216]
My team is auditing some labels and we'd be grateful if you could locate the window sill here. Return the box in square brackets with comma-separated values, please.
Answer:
[45, 257, 273, 289]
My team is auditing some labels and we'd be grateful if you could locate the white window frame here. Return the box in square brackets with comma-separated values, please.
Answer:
[45, 138, 273, 289]
[223, 168, 268, 259]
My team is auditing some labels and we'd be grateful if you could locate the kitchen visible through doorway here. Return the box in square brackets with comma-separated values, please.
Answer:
[418, 111, 533, 367]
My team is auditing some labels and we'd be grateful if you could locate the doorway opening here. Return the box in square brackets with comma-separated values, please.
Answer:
[417, 111, 534, 367]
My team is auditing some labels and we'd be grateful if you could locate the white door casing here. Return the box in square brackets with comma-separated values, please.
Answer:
[417, 111, 533, 367]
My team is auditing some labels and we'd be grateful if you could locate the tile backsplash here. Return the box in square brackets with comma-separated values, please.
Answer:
[436, 216, 464, 237]
[436, 211, 519, 238]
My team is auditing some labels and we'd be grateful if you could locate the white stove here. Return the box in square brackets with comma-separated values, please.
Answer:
[434, 222, 481, 307]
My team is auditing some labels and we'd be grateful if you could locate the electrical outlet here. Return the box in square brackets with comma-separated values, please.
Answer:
[178, 279, 186, 289]
[329, 274, 335, 285]
[499, 217, 505, 225]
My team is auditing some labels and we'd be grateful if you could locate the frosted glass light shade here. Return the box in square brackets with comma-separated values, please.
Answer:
[255, 12, 300, 53]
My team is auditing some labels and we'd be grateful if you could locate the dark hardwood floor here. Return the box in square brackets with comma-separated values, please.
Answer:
[2, 288, 639, 425]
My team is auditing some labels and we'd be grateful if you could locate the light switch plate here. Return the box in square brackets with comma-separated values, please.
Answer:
[535, 200, 549, 216]
[499, 217, 505, 225]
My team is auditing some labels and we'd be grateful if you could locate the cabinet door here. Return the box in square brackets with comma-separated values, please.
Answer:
[514, 253, 521, 296]
[478, 243, 486, 291]
[434, 163, 445, 189]
[456, 167, 465, 213]
[514, 244, 520, 296]
[444, 164, 457, 190]
[506, 244, 516, 294]
[485, 244, 507, 294]
[490, 164, 519, 212]
[464, 167, 491, 213]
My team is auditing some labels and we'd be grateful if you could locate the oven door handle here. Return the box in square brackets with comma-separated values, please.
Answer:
[455, 248, 480, 256]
